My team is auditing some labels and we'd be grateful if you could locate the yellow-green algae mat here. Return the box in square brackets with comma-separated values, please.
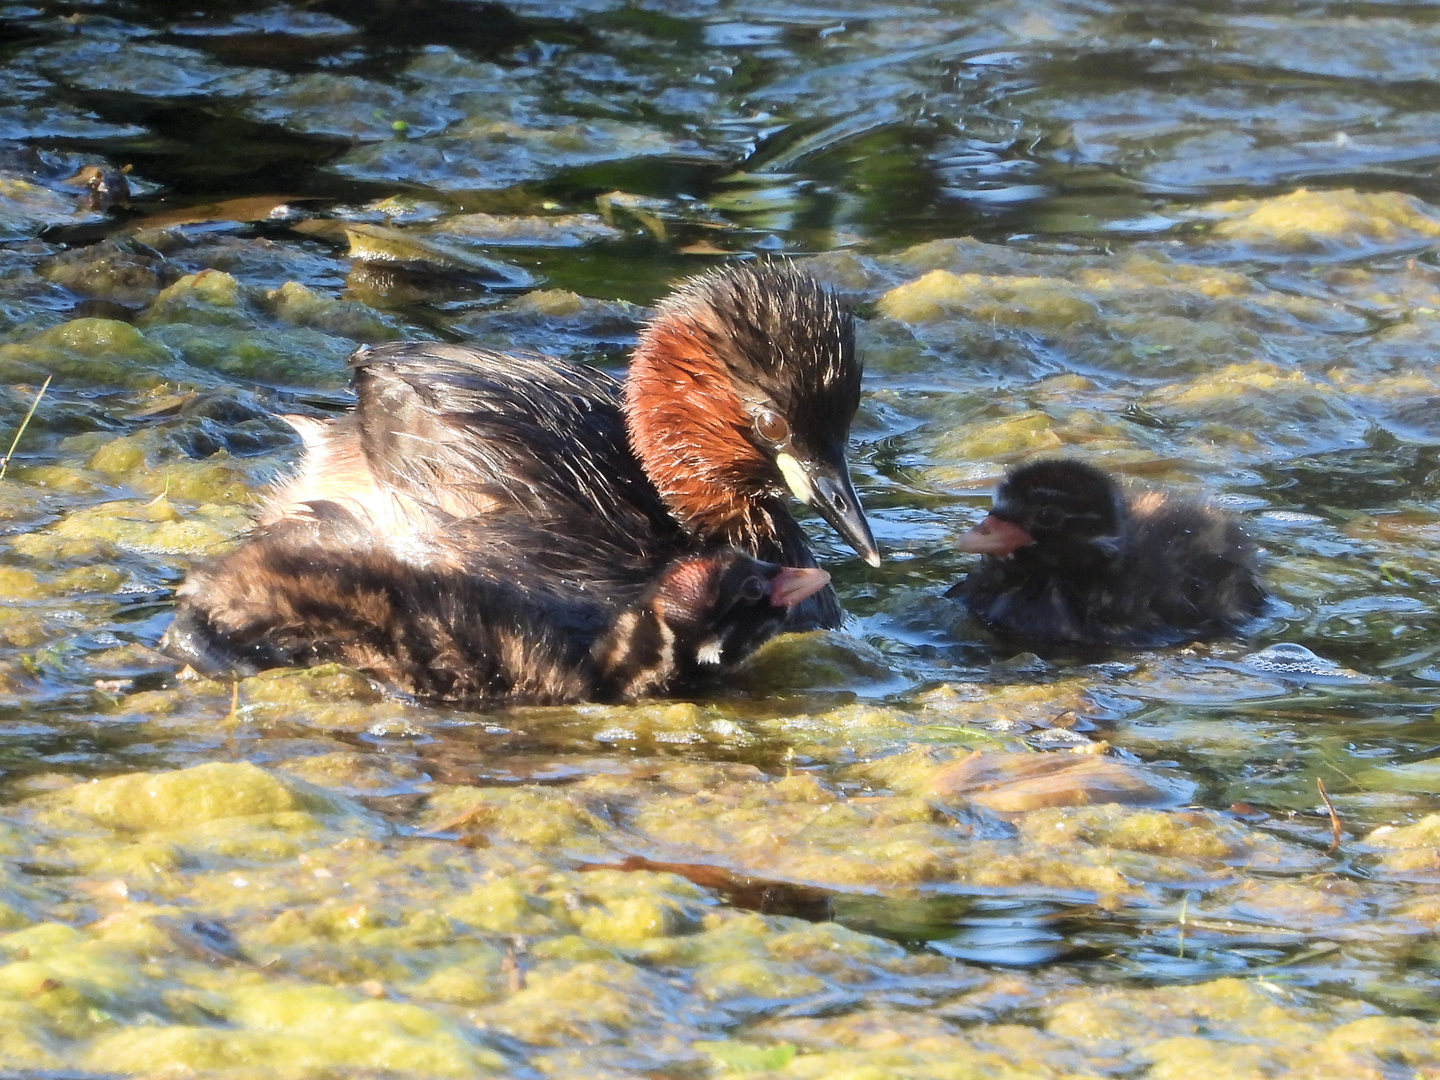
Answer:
[6, 188, 1440, 1077]
[0, 751, 1438, 1079]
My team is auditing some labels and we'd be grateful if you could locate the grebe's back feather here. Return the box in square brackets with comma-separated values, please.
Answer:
[352, 344, 672, 535]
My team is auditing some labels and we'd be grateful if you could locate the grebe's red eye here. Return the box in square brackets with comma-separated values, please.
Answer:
[753, 410, 790, 445]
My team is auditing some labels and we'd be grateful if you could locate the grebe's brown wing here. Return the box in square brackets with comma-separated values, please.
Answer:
[350, 343, 676, 541]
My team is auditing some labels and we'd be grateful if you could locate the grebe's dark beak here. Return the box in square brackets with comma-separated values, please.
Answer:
[776, 450, 882, 568]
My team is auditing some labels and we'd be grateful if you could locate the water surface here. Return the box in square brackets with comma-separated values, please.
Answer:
[2, 1, 1440, 1076]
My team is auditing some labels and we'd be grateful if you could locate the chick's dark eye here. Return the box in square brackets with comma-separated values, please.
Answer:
[753, 410, 790, 445]
[1033, 507, 1065, 529]
[738, 575, 768, 603]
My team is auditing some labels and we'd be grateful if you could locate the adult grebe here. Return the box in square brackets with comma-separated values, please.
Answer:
[163, 263, 876, 699]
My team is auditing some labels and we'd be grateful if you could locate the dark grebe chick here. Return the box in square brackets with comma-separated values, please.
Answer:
[594, 547, 831, 701]
[164, 504, 830, 705]
[946, 459, 1267, 648]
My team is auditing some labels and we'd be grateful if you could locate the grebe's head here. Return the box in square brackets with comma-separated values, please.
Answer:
[594, 549, 831, 699]
[625, 262, 880, 566]
[957, 459, 1125, 569]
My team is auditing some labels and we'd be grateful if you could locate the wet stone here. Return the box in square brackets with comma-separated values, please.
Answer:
[926, 750, 1197, 814]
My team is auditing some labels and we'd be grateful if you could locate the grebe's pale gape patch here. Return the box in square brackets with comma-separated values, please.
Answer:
[948, 458, 1268, 648]
[162, 263, 874, 702]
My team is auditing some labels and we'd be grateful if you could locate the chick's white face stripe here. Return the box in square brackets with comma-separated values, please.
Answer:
[696, 638, 724, 666]
[776, 452, 813, 505]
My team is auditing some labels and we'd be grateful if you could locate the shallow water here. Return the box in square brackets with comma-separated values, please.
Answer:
[3, 1, 1440, 1077]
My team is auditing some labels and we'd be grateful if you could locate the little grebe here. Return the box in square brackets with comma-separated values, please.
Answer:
[947, 459, 1267, 648]
[165, 503, 828, 704]
[163, 263, 874, 696]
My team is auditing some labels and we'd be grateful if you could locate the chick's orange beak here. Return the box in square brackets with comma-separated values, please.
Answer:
[768, 566, 831, 608]
[955, 515, 1034, 557]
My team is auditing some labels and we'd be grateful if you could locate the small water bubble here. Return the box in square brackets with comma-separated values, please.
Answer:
[1256, 510, 1326, 526]
[707, 719, 754, 745]
[1237, 643, 1373, 684]
[1210, 492, 1269, 512]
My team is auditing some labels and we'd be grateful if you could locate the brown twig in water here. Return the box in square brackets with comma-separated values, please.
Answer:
[0, 375, 52, 482]
[1316, 777, 1342, 853]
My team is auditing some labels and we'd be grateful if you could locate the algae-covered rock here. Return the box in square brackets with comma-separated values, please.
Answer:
[478, 959, 696, 1047]
[0, 318, 173, 387]
[451, 288, 643, 355]
[407, 950, 507, 1006]
[0, 998, 64, 1069]
[1364, 814, 1440, 878]
[243, 72, 457, 140]
[741, 631, 895, 692]
[432, 211, 624, 247]
[0, 920, 169, 1040]
[145, 321, 354, 386]
[1201, 188, 1440, 256]
[332, 118, 707, 191]
[1019, 804, 1280, 864]
[294, 221, 534, 289]
[0, 174, 100, 241]
[1146, 360, 1367, 456]
[878, 269, 1099, 330]
[61, 761, 351, 832]
[569, 869, 709, 945]
[30, 37, 271, 99]
[926, 410, 1063, 463]
[264, 281, 398, 342]
[85, 431, 255, 502]
[89, 982, 506, 1076]
[1357, 757, 1440, 794]
[446, 875, 562, 936]
[46, 497, 248, 556]
[140, 269, 255, 328]
[39, 236, 168, 303]
[420, 785, 616, 852]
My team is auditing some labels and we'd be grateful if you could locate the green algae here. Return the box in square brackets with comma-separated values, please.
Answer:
[1201, 188, 1440, 256]
[0, 318, 172, 387]
[59, 761, 353, 832]
[43, 497, 248, 557]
